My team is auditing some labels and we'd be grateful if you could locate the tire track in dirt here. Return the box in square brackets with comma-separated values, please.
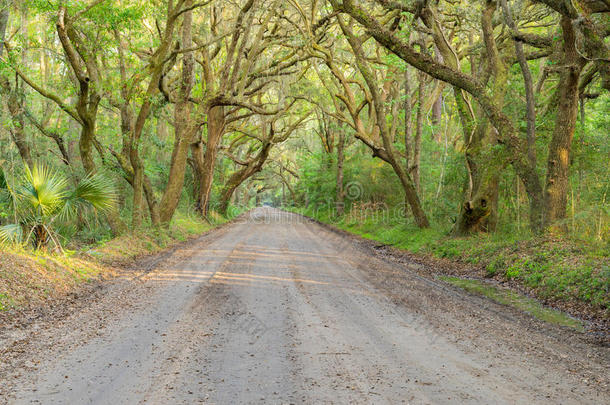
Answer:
[1, 208, 607, 404]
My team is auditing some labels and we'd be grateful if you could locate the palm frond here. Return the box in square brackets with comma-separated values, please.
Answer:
[0, 223, 24, 245]
[60, 172, 117, 221]
[19, 165, 68, 216]
[73, 172, 117, 211]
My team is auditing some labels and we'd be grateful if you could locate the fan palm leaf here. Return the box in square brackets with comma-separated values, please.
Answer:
[59, 171, 117, 221]
[0, 223, 24, 244]
[74, 172, 117, 211]
[19, 165, 68, 217]
[0, 164, 117, 249]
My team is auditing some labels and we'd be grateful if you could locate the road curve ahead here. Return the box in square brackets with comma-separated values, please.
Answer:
[4, 208, 608, 404]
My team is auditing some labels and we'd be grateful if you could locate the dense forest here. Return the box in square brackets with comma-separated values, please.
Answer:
[0, 1, 607, 263]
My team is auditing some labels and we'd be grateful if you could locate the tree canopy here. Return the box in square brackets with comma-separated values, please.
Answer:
[0, 0, 608, 246]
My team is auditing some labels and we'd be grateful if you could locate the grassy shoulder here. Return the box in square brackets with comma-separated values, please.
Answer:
[87, 210, 222, 265]
[293, 206, 609, 323]
[0, 210, 225, 312]
[440, 276, 584, 330]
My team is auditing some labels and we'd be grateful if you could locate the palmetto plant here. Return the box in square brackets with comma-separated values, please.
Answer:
[0, 164, 117, 250]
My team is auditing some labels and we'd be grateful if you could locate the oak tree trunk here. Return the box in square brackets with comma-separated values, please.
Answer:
[336, 130, 345, 215]
[543, 17, 585, 231]
[197, 105, 225, 217]
[413, 71, 424, 192]
[190, 139, 205, 203]
[159, 5, 194, 224]
[5, 84, 33, 168]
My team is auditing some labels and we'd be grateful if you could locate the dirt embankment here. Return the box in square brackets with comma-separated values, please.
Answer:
[0, 216, 223, 325]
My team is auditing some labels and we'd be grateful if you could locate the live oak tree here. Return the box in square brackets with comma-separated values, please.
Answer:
[0, 0, 607, 245]
[303, 9, 430, 227]
[185, 0, 311, 217]
[218, 111, 309, 214]
[330, 0, 608, 234]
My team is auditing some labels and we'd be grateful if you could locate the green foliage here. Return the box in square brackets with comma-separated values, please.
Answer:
[0, 164, 117, 249]
[20, 164, 68, 217]
[486, 254, 506, 276]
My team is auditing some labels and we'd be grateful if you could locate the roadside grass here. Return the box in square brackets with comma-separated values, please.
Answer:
[89, 209, 223, 264]
[0, 246, 107, 310]
[439, 276, 584, 330]
[292, 206, 609, 320]
[0, 209, 227, 312]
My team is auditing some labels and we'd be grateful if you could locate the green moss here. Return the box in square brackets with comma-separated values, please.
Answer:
[440, 276, 584, 331]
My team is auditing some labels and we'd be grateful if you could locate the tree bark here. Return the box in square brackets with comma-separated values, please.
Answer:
[403, 68, 412, 167]
[0, 0, 9, 56]
[336, 129, 345, 215]
[413, 71, 424, 193]
[190, 139, 205, 202]
[197, 105, 225, 217]
[543, 16, 585, 231]
[159, 3, 194, 224]
[79, 117, 97, 174]
[5, 84, 33, 168]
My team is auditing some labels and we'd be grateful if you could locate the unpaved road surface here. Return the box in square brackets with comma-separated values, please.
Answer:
[1, 208, 608, 404]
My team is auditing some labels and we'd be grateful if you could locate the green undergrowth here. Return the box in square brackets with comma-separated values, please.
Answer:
[292, 206, 609, 319]
[89, 210, 222, 264]
[0, 210, 227, 311]
[439, 276, 584, 330]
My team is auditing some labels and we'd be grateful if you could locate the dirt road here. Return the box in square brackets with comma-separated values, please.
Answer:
[1, 208, 608, 404]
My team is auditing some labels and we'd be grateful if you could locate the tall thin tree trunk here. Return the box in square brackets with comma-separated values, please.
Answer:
[6, 89, 32, 168]
[0, 0, 9, 56]
[543, 17, 585, 231]
[577, 97, 585, 201]
[198, 105, 224, 217]
[79, 118, 97, 174]
[403, 68, 412, 169]
[431, 46, 443, 142]
[159, 3, 194, 224]
[404, 68, 412, 213]
[336, 130, 345, 215]
[190, 139, 204, 202]
[413, 71, 424, 193]
[500, 0, 536, 169]
[431, 97, 442, 142]
[1, 3, 32, 168]
[131, 162, 144, 228]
